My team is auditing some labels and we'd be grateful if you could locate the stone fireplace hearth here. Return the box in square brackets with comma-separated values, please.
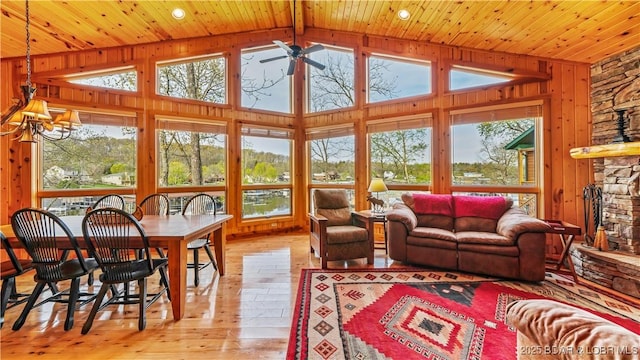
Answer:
[568, 45, 640, 300]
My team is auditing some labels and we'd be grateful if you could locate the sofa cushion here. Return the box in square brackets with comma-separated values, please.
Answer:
[455, 216, 499, 233]
[456, 231, 514, 246]
[409, 227, 457, 242]
[416, 214, 454, 231]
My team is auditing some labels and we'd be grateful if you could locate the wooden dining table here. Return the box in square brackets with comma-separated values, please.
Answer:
[1, 213, 233, 321]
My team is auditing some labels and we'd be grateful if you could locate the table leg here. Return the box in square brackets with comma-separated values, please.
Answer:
[555, 234, 579, 284]
[168, 239, 187, 320]
[212, 223, 226, 276]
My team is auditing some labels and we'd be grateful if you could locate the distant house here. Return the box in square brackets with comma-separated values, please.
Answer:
[101, 172, 135, 186]
[44, 166, 91, 185]
[504, 127, 535, 184]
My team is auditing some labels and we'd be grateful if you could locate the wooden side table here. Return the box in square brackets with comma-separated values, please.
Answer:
[357, 210, 388, 253]
[543, 219, 582, 283]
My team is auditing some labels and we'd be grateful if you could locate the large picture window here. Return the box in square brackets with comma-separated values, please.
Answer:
[450, 102, 542, 216]
[156, 117, 226, 187]
[368, 117, 432, 186]
[39, 111, 137, 214]
[307, 125, 355, 185]
[241, 126, 293, 219]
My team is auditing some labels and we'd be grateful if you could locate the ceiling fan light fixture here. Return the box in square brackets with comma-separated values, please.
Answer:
[398, 9, 411, 20]
[172, 8, 186, 20]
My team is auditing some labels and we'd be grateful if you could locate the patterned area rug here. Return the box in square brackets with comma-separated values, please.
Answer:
[287, 268, 640, 360]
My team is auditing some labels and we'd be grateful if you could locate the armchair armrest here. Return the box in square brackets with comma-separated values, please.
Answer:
[385, 203, 417, 232]
[309, 212, 328, 239]
[497, 208, 551, 241]
[352, 211, 375, 233]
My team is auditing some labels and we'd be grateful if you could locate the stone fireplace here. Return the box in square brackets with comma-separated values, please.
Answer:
[569, 46, 640, 299]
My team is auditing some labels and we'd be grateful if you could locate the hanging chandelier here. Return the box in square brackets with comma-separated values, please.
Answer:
[0, 0, 81, 143]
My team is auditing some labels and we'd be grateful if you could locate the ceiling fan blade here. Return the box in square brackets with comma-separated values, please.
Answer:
[273, 40, 293, 54]
[301, 57, 326, 71]
[287, 59, 296, 76]
[301, 44, 324, 55]
[259, 55, 288, 63]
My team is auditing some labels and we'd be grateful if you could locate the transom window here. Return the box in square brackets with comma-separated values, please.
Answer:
[157, 54, 226, 104]
[307, 45, 355, 113]
[368, 54, 431, 103]
[65, 66, 137, 91]
[240, 45, 291, 113]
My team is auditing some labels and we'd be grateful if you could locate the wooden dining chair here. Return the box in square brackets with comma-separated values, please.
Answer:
[10, 208, 99, 331]
[139, 193, 170, 257]
[81, 208, 170, 334]
[182, 193, 218, 286]
[1, 231, 34, 328]
[139, 193, 170, 216]
[91, 194, 126, 210]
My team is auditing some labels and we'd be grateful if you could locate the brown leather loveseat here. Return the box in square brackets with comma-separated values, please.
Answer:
[386, 193, 551, 282]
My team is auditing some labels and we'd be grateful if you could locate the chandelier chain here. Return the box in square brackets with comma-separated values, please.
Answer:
[25, 0, 31, 88]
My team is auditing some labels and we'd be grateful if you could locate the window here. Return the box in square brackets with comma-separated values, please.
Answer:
[240, 45, 290, 113]
[39, 111, 137, 212]
[241, 126, 293, 219]
[450, 102, 542, 216]
[156, 117, 226, 187]
[157, 54, 226, 104]
[368, 116, 433, 186]
[66, 67, 137, 91]
[307, 125, 355, 185]
[368, 54, 431, 103]
[41, 111, 137, 190]
[450, 65, 512, 91]
[308, 45, 355, 113]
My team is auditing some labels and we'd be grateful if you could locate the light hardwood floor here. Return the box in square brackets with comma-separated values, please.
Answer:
[0, 232, 401, 359]
[1, 233, 637, 359]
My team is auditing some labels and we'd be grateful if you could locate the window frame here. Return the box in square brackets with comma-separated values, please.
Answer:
[240, 125, 294, 221]
[449, 101, 544, 217]
[36, 108, 139, 208]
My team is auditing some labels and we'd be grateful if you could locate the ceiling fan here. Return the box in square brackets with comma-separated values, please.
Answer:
[259, 1, 325, 76]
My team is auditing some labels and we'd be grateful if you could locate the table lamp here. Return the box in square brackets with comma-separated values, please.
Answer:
[367, 178, 388, 213]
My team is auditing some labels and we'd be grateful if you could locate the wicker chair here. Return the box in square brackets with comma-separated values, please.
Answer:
[81, 207, 170, 334]
[309, 189, 374, 269]
[10, 208, 99, 331]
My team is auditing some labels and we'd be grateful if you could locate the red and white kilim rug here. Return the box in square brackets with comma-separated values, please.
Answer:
[287, 268, 640, 360]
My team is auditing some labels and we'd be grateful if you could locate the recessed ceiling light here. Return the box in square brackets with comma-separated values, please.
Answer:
[398, 9, 410, 20]
[172, 8, 186, 20]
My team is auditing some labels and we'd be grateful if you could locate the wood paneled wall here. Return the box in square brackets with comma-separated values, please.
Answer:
[1, 28, 593, 244]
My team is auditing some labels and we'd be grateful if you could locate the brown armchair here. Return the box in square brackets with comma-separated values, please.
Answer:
[309, 189, 374, 269]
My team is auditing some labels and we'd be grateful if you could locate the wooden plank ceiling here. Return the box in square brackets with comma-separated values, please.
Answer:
[1, 0, 639, 64]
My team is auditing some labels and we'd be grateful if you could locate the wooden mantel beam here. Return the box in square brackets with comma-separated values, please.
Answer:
[570, 142, 640, 159]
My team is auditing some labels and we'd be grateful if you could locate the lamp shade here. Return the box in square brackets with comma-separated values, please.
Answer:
[21, 99, 52, 121]
[368, 178, 388, 193]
